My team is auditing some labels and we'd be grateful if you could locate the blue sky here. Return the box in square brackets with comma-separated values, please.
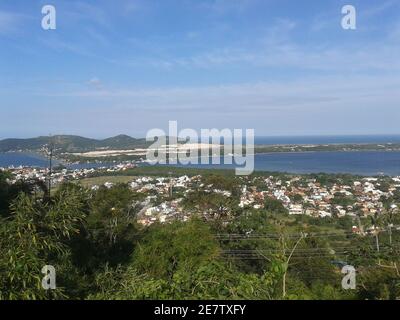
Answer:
[0, 0, 400, 138]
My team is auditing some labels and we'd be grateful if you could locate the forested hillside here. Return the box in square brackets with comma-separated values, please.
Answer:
[1, 171, 399, 300]
[0, 135, 149, 153]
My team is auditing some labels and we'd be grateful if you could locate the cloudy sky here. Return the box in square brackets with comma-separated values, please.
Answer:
[0, 0, 400, 138]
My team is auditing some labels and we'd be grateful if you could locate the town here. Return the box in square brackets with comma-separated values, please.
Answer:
[2, 163, 399, 233]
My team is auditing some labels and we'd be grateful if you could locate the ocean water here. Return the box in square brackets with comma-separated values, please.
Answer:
[0, 153, 109, 170]
[1, 152, 399, 176]
[253, 135, 400, 145]
[253, 151, 400, 176]
[0, 153, 51, 168]
[170, 151, 400, 176]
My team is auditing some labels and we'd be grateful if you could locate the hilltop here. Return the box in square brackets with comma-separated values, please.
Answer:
[0, 134, 150, 153]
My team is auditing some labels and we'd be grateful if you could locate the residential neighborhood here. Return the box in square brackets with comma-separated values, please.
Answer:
[3, 164, 399, 231]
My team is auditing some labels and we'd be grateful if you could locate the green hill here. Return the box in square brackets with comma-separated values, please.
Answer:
[0, 135, 150, 153]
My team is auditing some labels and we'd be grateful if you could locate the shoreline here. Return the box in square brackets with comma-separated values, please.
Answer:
[2, 149, 400, 177]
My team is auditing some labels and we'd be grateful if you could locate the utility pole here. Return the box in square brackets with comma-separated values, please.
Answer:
[375, 230, 380, 253]
[168, 171, 173, 198]
[45, 136, 54, 200]
[373, 211, 380, 253]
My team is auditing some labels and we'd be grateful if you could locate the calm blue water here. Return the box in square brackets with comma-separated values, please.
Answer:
[168, 151, 400, 176]
[0, 153, 51, 168]
[1, 134, 400, 176]
[0, 153, 111, 170]
[1, 151, 399, 176]
[254, 135, 400, 145]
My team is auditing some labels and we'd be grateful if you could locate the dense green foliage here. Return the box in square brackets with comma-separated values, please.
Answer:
[1, 172, 399, 300]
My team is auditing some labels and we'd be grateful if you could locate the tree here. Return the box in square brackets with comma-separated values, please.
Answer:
[264, 197, 288, 215]
[132, 218, 219, 279]
[0, 171, 45, 218]
[0, 186, 87, 300]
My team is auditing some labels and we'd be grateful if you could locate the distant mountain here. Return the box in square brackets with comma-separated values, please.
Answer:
[0, 135, 150, 153]
[98, 134, 148, 149]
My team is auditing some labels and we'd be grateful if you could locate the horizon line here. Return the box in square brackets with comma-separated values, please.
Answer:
[2, 133, 400, 141]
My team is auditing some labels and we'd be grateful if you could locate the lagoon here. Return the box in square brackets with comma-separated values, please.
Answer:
[1, 151, 400, 176]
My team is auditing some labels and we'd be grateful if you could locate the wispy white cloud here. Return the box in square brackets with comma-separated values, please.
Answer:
[38, 74, 400, 113]
[362, 0, 399, 18]
[62, 1, 110, 28]
[0, 10, 29, 35]
[87, 77, 104, 90]
[199, 0, 260, 15]
[118, 34, 400, 73]
[23, 73, 400, 136]
[38, 36, 94, 57]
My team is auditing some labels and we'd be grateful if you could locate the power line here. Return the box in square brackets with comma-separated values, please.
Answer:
[215, 228, 400, 240]
[221, 244, 400, 253]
